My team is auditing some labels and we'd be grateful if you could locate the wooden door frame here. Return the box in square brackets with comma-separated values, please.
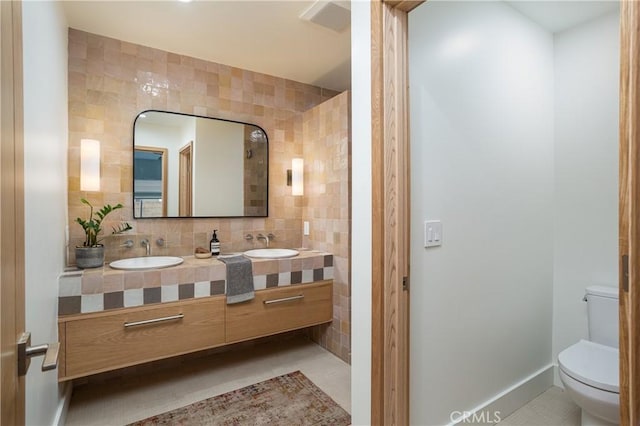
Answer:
[0, 1, 26, 424]
[371, 1, 423, 425]
[619, 2, 640, 425]
[178, 142, 193, 217]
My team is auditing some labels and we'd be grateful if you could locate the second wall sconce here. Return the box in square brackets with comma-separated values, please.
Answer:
[287, 158, 304, 196]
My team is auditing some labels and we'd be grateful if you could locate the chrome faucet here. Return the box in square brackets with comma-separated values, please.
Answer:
[141, 239, 151, 256]
[256, 233, 270, 247]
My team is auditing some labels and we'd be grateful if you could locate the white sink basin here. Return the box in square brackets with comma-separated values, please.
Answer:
[109, 256, 184, 270]
[243, 249, 299, 259]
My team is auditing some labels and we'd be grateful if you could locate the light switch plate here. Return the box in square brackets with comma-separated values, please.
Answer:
[424, 220, 442, 248]
[303, 221, 310, 236]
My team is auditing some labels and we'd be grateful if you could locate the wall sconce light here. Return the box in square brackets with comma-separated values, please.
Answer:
[287, 158, 304, 196]
[80, 139, 101, 191]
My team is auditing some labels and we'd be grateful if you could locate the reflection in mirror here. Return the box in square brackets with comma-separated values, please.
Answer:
[134, 147, 168, 217]
[133, 111, 268, 218]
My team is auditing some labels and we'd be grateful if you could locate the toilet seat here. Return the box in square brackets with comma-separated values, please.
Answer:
[558, 339, 619, 393]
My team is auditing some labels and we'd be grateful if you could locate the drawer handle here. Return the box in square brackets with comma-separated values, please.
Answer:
[124, 313, 184, 328]
[263, 295, 304, 305]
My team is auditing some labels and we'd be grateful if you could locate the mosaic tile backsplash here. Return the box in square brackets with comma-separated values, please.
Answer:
[59, 252, 333, 316]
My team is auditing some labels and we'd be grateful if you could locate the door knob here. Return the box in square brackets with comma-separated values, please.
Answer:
[17, 332, 59, 376]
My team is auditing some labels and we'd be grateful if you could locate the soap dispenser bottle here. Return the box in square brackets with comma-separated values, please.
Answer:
[210, 230, 220, 256]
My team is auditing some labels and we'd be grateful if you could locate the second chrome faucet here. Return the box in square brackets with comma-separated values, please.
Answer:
[256, 233, 276, 247]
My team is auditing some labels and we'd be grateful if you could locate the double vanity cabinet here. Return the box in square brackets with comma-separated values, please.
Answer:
[57, 252, 333, 381]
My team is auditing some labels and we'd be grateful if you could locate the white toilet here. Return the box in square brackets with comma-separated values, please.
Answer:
[558, 285, 619, 426]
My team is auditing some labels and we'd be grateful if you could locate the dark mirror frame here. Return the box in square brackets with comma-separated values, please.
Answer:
[133, 110, 269, 219]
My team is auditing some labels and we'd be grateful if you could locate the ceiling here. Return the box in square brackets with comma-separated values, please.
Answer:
[504, 1, 619, 33]
[61, 1, 352, 92]
[61, 1, 619, 93]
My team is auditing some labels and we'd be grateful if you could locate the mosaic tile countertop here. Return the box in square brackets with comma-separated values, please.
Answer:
[59, 250, 333, 316]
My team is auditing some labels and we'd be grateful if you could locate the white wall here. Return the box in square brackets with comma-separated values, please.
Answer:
[552, 10, 620, 381]
[350, 1, 371, 424]
[409, 2, 555, 424]
[193, 119, 243, 216]
[22, 2, 68, 425]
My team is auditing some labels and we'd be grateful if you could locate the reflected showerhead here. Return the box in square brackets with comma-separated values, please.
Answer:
[250, 129, 266, 143]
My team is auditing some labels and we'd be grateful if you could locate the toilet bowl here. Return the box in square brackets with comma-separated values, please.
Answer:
[558, 340, 619, 425]
[558, 286, 619, 426]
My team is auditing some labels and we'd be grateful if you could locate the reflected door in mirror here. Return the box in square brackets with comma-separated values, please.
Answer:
[179, 142, 193, 216]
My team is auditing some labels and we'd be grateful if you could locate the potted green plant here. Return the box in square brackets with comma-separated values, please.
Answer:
[75, 198, 132, 268]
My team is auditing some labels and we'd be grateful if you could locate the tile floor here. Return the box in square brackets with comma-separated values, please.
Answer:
[498, 386, 580, 426]
[65, 336, 350, 425]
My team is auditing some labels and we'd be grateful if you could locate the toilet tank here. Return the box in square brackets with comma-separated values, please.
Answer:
[585, 285, 619, 348]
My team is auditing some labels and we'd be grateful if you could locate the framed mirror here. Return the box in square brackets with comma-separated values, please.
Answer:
[133, 110, 268, 218]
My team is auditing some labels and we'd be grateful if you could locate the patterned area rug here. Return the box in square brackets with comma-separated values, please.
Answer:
[128, 371, 351, 425]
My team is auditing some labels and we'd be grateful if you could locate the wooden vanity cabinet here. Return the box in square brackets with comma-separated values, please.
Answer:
[58, 280, 333, 381]
[59, 296, 226, 380]
[226, 280, 333, 342]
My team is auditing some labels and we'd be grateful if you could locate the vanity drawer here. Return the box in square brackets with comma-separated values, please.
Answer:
[225, 280, 332, 343]
[62, 297, 225, 379]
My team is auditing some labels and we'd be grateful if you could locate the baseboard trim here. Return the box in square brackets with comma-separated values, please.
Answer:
[448, 364, 555, 425]
[552, 363, 565, 388]
[52, 381, 73, 426]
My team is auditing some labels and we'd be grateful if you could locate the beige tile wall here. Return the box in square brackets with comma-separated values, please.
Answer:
[302, 92, 351, 363]
[67, 29, 337, 263]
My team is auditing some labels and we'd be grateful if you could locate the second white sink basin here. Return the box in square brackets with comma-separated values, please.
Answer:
[110, 256, 184, 271]
[244, 249, 299, 259]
